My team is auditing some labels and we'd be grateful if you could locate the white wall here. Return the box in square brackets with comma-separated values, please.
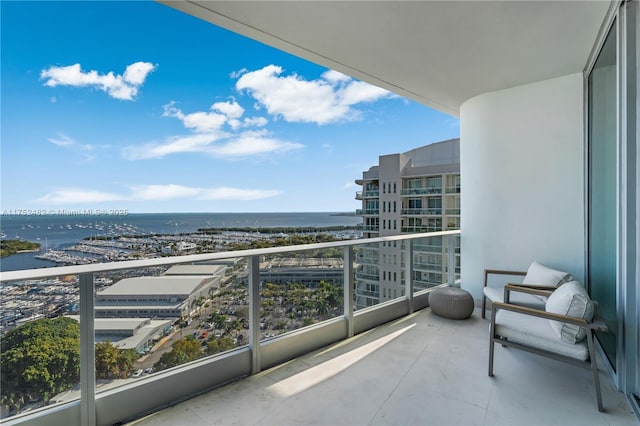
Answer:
[460, 73, 585, 301]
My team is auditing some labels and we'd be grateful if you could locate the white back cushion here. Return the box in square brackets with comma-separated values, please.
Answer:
[522, 261, 573, 287]
[545, 281, 594, 344]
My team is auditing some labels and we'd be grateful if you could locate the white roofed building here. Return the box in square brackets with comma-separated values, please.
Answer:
[95, 271, 223, 319]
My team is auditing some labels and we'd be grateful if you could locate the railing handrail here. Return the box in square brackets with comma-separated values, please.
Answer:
[0, 230, 461, 282]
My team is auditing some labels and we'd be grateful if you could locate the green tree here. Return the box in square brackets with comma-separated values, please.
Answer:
[206, 337, 235, 355]
[153, 336, 201, 371]
[1, 317, 80, 412]
[95, 341, 138, 379]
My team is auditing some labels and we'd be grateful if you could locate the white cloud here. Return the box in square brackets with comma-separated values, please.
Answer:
[230, 68, 248, 79]
[48, 134, 74, 147]
[40, 61, 156, 101]
[235, 65, 392, 125]
[163, 102, 228, 133]
[122, 133, 223, 160]
[36, 184, 281, 204]
[125, 100, 294, 160]
[322, 70, 351, 83]
[206, 130, 303, 157]
[37, 189, 123, 204]
[212, 100, 244, 119]
[122, 130, 302, 160]
[47, 133, 98, 160]
[198, 187, 281, 201]
[128, 184, 202, 201]
[242, 117, 268, 127]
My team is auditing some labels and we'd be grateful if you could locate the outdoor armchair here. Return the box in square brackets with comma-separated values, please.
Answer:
[488, 282, 607, 412]
[482, 261, 573, 319]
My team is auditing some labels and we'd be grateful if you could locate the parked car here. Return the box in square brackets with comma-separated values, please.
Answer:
[132, 369, 143, 378]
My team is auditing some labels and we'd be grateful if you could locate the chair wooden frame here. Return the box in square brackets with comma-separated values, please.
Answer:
[489, 284, 608, 412]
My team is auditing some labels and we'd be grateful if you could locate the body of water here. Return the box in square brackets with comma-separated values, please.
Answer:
[0, 212, 360, 272]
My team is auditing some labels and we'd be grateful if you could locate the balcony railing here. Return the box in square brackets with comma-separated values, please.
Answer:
[0, 230, 460, 426]
[355, 208, 380, 215]
[401, 226, 441, 233]
[355, 190, 379, 200]
[357, 225, 380, 232]
[355, 272, 380, 281]
[401, 208, 442, 215]
[400, 187, 442, 196]
[445, 186, 461, 194]
[445, 208, 461, 215]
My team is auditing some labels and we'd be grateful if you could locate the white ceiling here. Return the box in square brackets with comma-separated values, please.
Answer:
[160, 1, 612, 117]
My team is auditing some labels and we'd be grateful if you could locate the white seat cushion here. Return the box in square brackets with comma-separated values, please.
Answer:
[545, 281, 594, 344]
[495, 309, 589, 361]
[483, 287, 546, 310]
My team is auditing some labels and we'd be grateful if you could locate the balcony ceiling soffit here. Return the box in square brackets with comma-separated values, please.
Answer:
[161, 1, 611, 117]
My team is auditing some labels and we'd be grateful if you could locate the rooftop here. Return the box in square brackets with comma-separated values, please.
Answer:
[97, 276, 214, 297]
[129, 308, 637, 426]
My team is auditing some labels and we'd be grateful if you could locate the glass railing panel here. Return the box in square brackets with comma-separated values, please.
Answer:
[408, 236, 447, 293]
[1, 275, 81, 419]
[0, 230, 461, 423]
[355, 209, 380, 215]
[90, 260, 251, 379]
[400, 188, 442, 196]
[354, 241, 384, 310]
[258, 248, 344, 340]
[401, 208, 442, 215]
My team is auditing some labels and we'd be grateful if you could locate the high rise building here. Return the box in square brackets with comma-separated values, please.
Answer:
[355, 138, 460, 308]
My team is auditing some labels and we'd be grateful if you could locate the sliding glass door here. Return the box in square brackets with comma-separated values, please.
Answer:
[587, 19, 617, 368]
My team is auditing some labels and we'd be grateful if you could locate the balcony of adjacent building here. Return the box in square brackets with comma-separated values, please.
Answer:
[355, 208, 380, 216]
[400, 207, 442, 216]
[399, 187, 442, 196]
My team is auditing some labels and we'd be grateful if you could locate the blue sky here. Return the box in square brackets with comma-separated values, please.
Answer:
[1, 1, 459, 213]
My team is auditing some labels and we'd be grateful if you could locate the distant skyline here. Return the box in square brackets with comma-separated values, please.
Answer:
[1, 1, 459, 214]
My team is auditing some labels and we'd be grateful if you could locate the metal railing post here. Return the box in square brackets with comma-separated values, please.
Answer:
[405, 240, 414, 313]
[248, 255, 261, 374]
[79, 273, 95, 426]
[447, 234, 456, 286]
[344, 246, 354, 337]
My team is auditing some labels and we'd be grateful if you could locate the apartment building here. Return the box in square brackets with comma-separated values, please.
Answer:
[355, 138, 460, 308]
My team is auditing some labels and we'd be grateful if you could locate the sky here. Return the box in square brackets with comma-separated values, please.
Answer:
[1, 1, 459, 214]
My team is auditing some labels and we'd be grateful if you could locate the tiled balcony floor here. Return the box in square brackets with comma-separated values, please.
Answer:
[130, 308, 638, 426]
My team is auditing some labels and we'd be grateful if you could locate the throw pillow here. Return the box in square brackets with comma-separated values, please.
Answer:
[545, 281, 594, 344]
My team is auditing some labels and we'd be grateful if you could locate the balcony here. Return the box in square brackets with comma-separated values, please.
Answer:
[401, 226, 441, 233]
[400, 187, 442, 196]
[401, 207, 442, 216]
[445, 186, 461, 194]
[0, 231, 461, 425]
[357, 225, 380, 232]
[132, 307, 635, 426]
[445, 208, 461, 215]
[355, 208, 380, 216]
[355, 190, 379, 200]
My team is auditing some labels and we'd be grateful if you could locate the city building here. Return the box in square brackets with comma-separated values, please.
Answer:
[95, 265, 225, 319]
[355, 139, 460, 308]
[67, 316, 172, 353]
[259, 257, 343, 287]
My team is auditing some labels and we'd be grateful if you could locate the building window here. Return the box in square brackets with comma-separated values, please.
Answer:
[393, 182, 396, 193]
